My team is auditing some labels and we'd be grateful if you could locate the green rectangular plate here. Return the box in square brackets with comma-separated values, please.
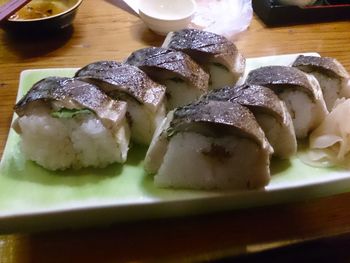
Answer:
[1, 54, 350, 234]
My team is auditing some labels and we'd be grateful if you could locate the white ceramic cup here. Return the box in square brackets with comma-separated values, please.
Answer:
[139, 0, 196, 36]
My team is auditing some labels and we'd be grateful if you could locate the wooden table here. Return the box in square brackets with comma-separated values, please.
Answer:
[1, 0, 350, 262]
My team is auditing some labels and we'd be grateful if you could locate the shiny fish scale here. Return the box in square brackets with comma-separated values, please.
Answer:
[246, 66, 316, 98]
[14, 76, 126, 124]
[126, 47, 209, 92]
[170, 100, 266, 146]
[169, 29, 237, 55]
[292, 55, 350, 79]
[204, 85, 285, 123]
[75, 61, 166, 105]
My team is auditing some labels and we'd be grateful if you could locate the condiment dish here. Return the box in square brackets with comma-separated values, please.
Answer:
[139, 0, 196, 36]
[0, 0, 83, 34]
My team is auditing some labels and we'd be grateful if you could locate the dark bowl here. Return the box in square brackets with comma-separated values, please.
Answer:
[0, 0, 83, 34]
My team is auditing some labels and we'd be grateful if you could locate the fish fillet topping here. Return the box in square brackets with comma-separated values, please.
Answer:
[14, 76, 127, 127]
[126, 47, 209, 110]
[163, 29, 245, 89]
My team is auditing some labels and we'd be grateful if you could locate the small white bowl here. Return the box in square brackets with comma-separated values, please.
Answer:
[139, 0, 196, 36]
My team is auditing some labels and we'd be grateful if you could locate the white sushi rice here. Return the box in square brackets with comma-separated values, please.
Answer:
[208, 54, 245, 90]
[164, 80, 203, 110]
[312, 71, 342, 111]
[279, 87, 327, 139]
[254, 111, 297, 159]
[16, 113, 130, 170]
[126, 100, 166, 145]
[279, 90, 313, 139]
[154, 132, 270, 190]
[144, 112, 173, 174]
[208, 64, 236, 90]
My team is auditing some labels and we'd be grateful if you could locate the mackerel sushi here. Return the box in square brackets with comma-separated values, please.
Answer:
[203, 84, 297, 159]
[125, 47, 209, 110]
[163, 28, 245, 90]
[145, 100, 273, 190]
[246, 66, 328, 139]
[292, 55, 350, 111]
[75, 61, 166, 145]
[13, 77, 130, 170]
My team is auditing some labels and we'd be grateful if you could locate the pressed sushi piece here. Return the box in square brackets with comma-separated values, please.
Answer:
[13, 77, 130, 170]
[162, 28, 245, 90]
[203, 84, 297, 159]
[292, 55, 350, 111]
[246, 65, 328, 139]
[144, 100, 273, 190]
[75, 61, 166, 145]
[125, 47, 209, 110]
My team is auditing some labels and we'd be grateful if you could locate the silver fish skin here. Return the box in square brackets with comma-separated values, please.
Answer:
[169, 100, 272, 150]
[75, 61, 166, 107]
[125, 47, 209, 93]
[246, 65, 319, 99]
[202, 84, 297, 158]
[14, 76, 127, 127]
[203, 84, 285, 123]
[292, 55, 349, 79]
[163, 29, 245, 87]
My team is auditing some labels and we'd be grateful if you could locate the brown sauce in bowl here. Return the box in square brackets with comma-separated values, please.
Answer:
[0, 0, 71, 20]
